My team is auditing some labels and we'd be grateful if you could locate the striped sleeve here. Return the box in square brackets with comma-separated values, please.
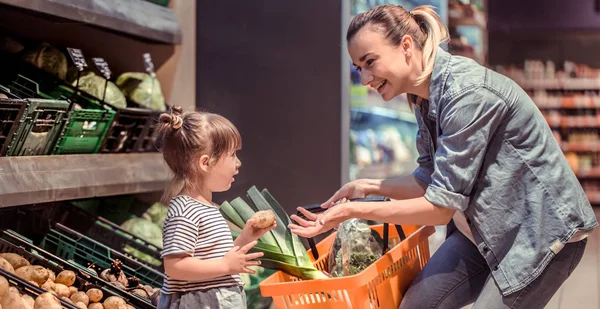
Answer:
[161, 215, 199, 258]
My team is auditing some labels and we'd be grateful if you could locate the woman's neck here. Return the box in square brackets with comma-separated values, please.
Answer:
[410, 76, 431, 100]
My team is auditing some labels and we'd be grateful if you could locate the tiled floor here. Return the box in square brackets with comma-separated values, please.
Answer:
[427, 208, 600, 309]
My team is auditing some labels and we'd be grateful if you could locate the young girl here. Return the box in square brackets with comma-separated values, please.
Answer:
[156, 106, 275, 309]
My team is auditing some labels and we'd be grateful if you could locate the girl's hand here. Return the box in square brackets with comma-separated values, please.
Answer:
[289, 203, 353, 238]
[223, 241, 264, 275]
[240, 218, 277, 243]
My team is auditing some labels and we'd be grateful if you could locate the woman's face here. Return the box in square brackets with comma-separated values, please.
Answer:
[348, 25, 415, 101]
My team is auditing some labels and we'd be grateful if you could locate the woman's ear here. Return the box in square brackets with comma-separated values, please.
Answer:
[199, 154, 211, 172]
[401, 34, 414, 59]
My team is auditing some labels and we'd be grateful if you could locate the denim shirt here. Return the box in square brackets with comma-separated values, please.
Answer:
[412, 47, 598, 296]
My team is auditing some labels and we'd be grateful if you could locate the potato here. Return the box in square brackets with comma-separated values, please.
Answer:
[251, 210, 276, 228]
[27, 280, 39, 287]
[55, 270, 76, 287]
[71, 292, 89, 306]
[54, 283, 70, 298]
[15, 266, 48, 285]
[61, 296, 74, 304]
[75, 302, 87, 309]
[88, 303, 103, 309]
[103, 296, 125, 309]
[41, 279, 55, 291]
[1, 287, 25, 309]
[47, 269, 56, 282]
[69, 286, 78, 297]
[22, 295, 35, 309]
[34, 292, 61, 309]
[86, 289, 103, 303]
[0, 258, 15, 274]
[0, 253, 29, 270]
[0, 276, 8, 297]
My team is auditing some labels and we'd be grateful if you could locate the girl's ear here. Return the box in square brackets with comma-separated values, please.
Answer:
[199, 154, 211, 172]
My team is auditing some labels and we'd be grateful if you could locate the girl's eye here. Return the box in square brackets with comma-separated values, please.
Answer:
[366, 59, 374, 67]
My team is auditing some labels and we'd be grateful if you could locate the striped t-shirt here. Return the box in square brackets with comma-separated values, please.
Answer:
[160, 195, 243, 294]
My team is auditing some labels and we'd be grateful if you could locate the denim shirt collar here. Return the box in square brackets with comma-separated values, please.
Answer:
[426, 47, 452, 118]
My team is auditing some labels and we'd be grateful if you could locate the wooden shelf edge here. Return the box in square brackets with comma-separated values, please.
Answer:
[0, 0, 182, 44]
[0, 153, 171, 208]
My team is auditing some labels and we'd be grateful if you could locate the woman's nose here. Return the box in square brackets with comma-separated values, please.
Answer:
[360, 70, 373, 86]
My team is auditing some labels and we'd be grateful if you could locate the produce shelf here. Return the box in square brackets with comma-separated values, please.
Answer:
[0, 0, 182, 44]
[0, 153, 171, 207]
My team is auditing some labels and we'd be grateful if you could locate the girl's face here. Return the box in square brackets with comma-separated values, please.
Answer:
[206, 149, 242, 192]
[348, 25, 417, 101]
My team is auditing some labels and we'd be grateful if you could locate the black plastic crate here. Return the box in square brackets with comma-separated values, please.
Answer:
[0, 230, 157, 309]
[99, 107, 158, 153]
[0, 98, 27, 156]
[38, 202, 163, 272]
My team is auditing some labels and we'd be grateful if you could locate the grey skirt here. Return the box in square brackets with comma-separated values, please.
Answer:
[157, 286, 247, 309]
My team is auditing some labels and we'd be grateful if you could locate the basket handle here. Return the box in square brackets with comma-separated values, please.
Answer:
[296, 196, 406, 260]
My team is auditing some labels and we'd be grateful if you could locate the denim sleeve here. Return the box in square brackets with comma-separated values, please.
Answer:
[424, 87, 508, 211]
[412, 127, 434, 185]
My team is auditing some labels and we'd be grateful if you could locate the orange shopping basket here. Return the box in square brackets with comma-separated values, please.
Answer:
[259, 198, 436, 309]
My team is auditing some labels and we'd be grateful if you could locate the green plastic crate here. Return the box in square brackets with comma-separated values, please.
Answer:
[4, 98, 69, 156]
[53, 107, 116, 154]
[40, 224, 164, 288]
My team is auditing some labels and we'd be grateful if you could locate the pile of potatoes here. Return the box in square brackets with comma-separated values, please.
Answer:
[0, 253, 134, 309]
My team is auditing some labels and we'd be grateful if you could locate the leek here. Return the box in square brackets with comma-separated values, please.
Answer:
[221, 186, 328, 280]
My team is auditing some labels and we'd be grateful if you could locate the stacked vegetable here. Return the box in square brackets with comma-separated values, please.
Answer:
[220, 186, 328, 280]
[0, 253, 133, 309]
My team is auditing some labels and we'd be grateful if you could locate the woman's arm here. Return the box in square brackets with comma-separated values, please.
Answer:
[290, 197, 454, 238]
[364, 174, 428, 200]
[345, 197, 455, 226]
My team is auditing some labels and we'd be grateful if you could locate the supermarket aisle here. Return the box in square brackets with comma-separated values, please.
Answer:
[429, 207, 600, 309]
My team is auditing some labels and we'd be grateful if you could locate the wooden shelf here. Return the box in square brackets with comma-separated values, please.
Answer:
[0, 0, 182, 44]
[0, 153, 171, 208]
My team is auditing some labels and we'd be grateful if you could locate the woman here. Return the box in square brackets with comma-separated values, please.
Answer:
[289, 4, 597, 309]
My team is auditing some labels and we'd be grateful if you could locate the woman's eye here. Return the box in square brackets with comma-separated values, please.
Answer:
[366, 59, 374, 67]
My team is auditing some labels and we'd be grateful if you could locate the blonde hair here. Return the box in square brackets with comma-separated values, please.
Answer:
[156, 106, 242, 204]
[346, 4, 449, 87]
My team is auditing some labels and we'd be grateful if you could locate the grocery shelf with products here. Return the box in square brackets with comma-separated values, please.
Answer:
[447, 0, 487, 64]
[496, 60, 600, 205]
[0, 0, 205, 308]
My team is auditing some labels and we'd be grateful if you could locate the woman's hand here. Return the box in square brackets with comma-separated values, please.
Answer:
[237, 218, 277, 246]
[289, 203, 354, 238]
[321, 179, 372, 209]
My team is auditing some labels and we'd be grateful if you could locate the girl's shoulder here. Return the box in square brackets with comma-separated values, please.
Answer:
[166, 195, 217, 218]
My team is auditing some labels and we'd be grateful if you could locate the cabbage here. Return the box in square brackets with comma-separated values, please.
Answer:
[120, 218, 163, 266]
[116, 72, 166, 111]
[74, 72, 128, 108]
[141, 202, 168, 230]
[22, 43, 68, 80]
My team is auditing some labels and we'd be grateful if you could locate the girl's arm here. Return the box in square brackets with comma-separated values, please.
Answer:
[164, 241, 263, 280]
